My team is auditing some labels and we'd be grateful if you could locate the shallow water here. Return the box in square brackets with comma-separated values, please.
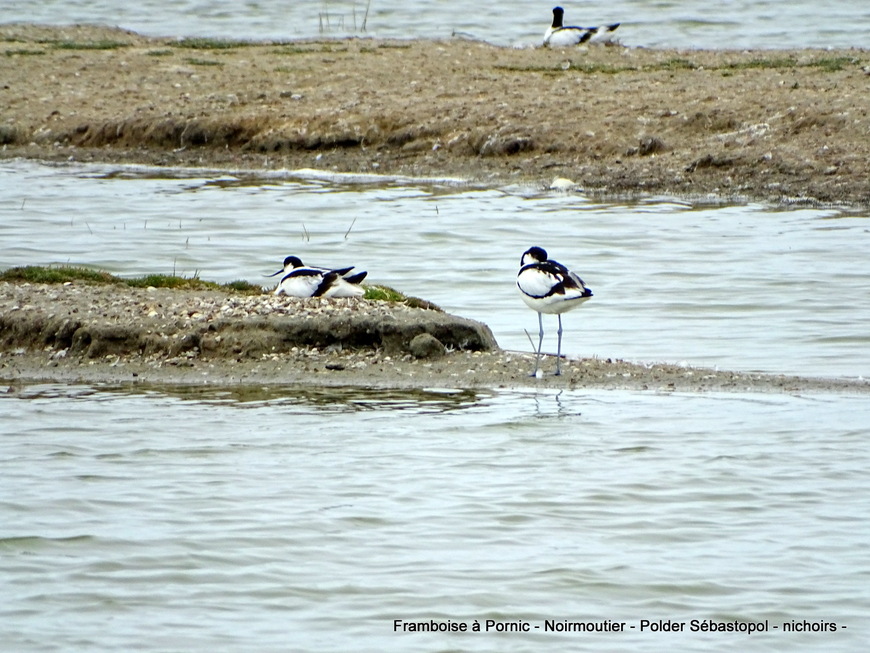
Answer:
[1, 160, 868, 378]
[1, 384, 869, 652]
[3, 0, 869, 49]
[2, 161, 870, 652]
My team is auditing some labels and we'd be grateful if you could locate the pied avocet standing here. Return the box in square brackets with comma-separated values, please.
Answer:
[268, 256, 366, 298]
[517, 246, 593, 376]
[543, 6, 620, 48]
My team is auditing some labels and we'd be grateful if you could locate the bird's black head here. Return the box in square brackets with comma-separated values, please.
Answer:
[521, 246, 548, 266]
[283, 255, 304, 268]
[552, 7, 565, 26]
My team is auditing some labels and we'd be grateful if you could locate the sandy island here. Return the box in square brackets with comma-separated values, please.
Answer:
[1, 281, 867, 394]
[1, 25, 868, 392]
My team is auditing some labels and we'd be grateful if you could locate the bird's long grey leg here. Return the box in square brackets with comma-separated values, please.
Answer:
[532, 311, 545, 377]
[555, 314, 564, 376]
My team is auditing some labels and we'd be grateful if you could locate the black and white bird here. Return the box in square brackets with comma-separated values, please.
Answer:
[268, 255, 367, 285]
[516, 246, 593, 376]
[543, 6, 620, 48]
[267, 255, 366, 298]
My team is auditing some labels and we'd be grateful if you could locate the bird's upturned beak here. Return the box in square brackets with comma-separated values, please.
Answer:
[264, 269, 284, 277]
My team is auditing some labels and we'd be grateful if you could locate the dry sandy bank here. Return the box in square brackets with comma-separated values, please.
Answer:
[0, 24, 868, 206]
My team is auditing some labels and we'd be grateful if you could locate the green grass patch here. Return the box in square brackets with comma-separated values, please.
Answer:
[223, 280, 265, 293]
[4, 48, 46, 57]
[658, 58, 700, 71]
[723, 56, 799, 70]
[364, 284, 442, 311]
[364, 285, 406, 302]
[272, 44, 347, 55]
[811, 56, 856, 72]
[0, 266, 263, 294]
[495, 62, 637, 75]
[49, 40, 128, 51]
[146, 49, 175, 57]
[175, 37, 253, 50]
[1, 266, 117, 285]
[495, 55, 860, 77]
[124, 274, 221, 290]
[183, 57, 223, 67]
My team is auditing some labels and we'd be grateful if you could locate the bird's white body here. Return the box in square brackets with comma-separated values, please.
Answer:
[274, 269, 334, 298]
[517, 267, 592, 314]
[543, 25, 590, 48]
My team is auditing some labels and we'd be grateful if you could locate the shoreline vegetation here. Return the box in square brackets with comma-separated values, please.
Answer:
[1, 25, 867, 392]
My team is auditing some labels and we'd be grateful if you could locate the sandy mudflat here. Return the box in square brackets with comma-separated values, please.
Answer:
[0, 24, 868, 206]
[1, 281, 868, 394]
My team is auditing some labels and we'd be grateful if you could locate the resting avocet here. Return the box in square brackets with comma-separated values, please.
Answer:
[516, 246, 593, 376]
[269, 256, 366, 298]
[267, 255, 367, 285]
[543, 6, 620, 48]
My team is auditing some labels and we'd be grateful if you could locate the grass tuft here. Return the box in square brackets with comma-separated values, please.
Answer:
[496, 55, 861, 77]
[223, 280, 265, 293]
[0, 266, 264, 294]
[50, 40, 128, 51]
[4, 48, 47, 57]
[183, 57, 223, 67]
[363, 284, 406, 302]
[124, 274, 219, 290]
[364, 284, 442, 311]
[0, 266, 118, 284]
[175, 38, 252, 50]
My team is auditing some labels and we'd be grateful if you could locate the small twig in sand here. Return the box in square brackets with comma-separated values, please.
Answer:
[523, 329, 537, 352]
[344, 217, 357, 240]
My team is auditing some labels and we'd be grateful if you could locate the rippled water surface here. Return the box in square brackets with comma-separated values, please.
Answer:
[2, 384, 870, 652]
[2, 0, 869, 49]
[1, 161, 870, 652]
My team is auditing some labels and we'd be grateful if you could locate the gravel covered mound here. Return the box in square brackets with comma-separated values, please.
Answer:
[0, 282, 496, 362]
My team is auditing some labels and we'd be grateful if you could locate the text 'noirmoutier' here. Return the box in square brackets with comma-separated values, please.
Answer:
[393, 618, 843, 635]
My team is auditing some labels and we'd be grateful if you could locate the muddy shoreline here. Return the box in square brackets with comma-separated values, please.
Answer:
[0, 24, 868, 206]
[2, 281, 868, 394]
